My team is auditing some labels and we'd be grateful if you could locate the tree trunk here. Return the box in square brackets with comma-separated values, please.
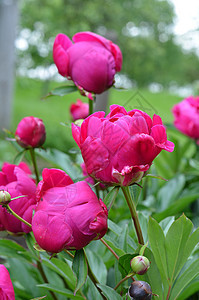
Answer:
[0, 0, 18, 132]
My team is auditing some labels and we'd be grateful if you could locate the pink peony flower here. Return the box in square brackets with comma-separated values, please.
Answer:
[0, 265, 15, 299]
[32, 168, 108, 253]
[72, 105, 175, 186]
[172, 96, 199, 143]
[53, 31, 122, 94]
[70, 99, 89, 121]
[0, 162, 36, 233]
[15, 116, 46, 148]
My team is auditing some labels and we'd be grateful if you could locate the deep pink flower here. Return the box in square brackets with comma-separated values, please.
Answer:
[53, 31, 122, 94]
[72, 105, 175, 186]
[70, 99, 89, 121]
[0, 265, 15, 300]
[32, 168, 108, 253]
[15, 116, 46, 148]
[0, 162, 36, 233]
[172, 96, 199, 143]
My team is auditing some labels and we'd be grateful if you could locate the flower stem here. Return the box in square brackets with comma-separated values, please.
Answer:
[29, 148, 40, 184]
[121, 186, 144, 245]
[100, 238, 119, 260]
[6, 204, 32, 228]
[114, 272, 135, 290]
[89, 98, 94, 116]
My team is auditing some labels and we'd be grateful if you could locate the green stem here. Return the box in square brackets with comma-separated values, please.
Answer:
[121, 186, 144, 245]
[100, 238, 119, 260]
[114, 272, 135, 290]
[37, 260, 58, 300]
[6, 204, 32, 228]
[29, 148, 40, 184]
[89, 97, 94, 116]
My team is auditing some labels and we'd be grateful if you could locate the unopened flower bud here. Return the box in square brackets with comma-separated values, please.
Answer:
[129, 281, 152, 300]
[0, 190, 11, 205]
[130, 255, 150, 275]
[15, 116, 46, 148]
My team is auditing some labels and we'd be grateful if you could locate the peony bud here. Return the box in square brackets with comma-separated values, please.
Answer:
[0, 190, 11, 205]
[15, 116, 46, 148]
[130, 255, 150, 275]
[129, 281, 152, 300]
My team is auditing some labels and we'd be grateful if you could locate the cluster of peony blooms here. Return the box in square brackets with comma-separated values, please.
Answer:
[0, 31, 178, 297]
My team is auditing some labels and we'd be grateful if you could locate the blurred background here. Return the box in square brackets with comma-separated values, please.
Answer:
[0, 0, 199, 157]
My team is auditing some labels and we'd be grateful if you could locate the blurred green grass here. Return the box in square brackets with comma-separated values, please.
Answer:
[0, 77, 181, 164]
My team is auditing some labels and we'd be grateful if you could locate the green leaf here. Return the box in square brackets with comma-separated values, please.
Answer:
[170, 259, 199, 299]
[102, 236, 125, 257]
[25, 233, 40, 260]
[42, 84, 78, 99]
[13, 149, 26, 164]
[118, 224, 128, 252]
[72, 249, 88, 294]
[103, 187, 119, 211]
[108, 219, 123, 236]
[180, 226, 199, 270]
[139, 242, 148, 256]
[31, 297, 47, 300]
[118, 253, 136, 277]
[97, 284, 122, 300]
[85, 249, 107, 284]
[41, 256, 76, 290]
[129, 184, 142, 206]
[157, 174, 185, 212]
[165, 215, 193, 283]
[148, 217, 168, 284]
[0, 239, 34, 262]
[153, 193, 199, 222]
[37, 284, 85, 300]
[177, 278, 199, 300]
[35, 148, 81, 180]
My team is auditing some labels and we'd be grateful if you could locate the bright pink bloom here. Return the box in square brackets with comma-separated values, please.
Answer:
[72, 105, 175, 186]
[0, 265, 15, 299]
[53, 31, 122, 94]
[70, 99, 89, 121]
[172, 96, 199, 143]
[15, 116, 46, 148]
[0, 162, 36, 233]
[32, 168, 108, 253]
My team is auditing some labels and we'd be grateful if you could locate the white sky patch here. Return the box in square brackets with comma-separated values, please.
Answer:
[170, 0, 199, 35]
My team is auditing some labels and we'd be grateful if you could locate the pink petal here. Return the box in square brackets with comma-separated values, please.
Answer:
[14, 167, 36, 196]
[150, 125, 175, 152]
[71, 47, 115, 94]
[81, 136, 110, 175]
[153, 114, 163, 126]
[73, 31, 111, 51]
[71, 123, 81, 147]
[37, 168, 73, 200]
[110, 42, 123, 71]
[107, 105, 127, 119]
[53, 34, 72, 77]
[32, 210, 74, 253]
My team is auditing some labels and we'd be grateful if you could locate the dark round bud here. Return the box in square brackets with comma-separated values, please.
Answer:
[130, 255, 150, 275]
[129, 281, 152, 300]
[0, 190, 11, 205]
